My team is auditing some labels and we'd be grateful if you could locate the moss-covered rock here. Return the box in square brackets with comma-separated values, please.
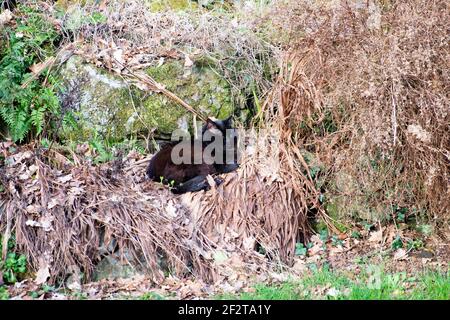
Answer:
[324, 168, 390, 225]
[58, 56, 234, 142]
[93, 255, 145, 281]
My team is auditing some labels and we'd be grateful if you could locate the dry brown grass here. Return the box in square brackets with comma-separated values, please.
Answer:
[266, 0, 449, 229]
[0, 144, 198, 283]
[0, 134, 320, 283]
[181, 124, 326, 267]
[59, 0, 277, 108]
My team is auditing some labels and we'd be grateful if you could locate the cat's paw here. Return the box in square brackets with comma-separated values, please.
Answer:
[214, 177, 224, 186]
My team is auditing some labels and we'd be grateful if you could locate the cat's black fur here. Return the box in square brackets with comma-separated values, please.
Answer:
[147, 117, 239, 194]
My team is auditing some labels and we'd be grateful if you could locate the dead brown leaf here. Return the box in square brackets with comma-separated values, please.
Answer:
[35, 265, 50, 285]
[368, 229, 383, 243]
[184, 54, 194, 68]
[0, 9, 12, 26]
[393, 249, 408, 260]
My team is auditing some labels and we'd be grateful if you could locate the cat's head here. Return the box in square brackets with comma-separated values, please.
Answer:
[202, 116, 234, 136]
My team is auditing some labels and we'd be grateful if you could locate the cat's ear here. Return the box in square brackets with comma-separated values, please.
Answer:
[224, 116, 233, 128]
[205, 117, 219, 130]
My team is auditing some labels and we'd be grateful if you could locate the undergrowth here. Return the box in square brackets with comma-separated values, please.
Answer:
[265, 0, 449, 227]
[218, 266, 449, 300]
[0, 235, 28, 285]
[0, 4, 61, 142]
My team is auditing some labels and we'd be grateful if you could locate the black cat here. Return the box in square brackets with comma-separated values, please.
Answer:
[147, 116, 239, 194]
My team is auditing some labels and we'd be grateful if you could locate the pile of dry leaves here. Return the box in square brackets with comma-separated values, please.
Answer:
[0, 141, 195, 284]
[0, 121, 321, 287]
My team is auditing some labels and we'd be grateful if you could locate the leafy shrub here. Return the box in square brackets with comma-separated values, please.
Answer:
[0, 286, 9, 300]
[0, 5, 61, 142]
[2, 252, 27, 284]
[0, 235, 27, 284]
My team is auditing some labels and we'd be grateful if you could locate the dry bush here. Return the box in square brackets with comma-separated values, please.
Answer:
[59, 0, 278, 108]
[181, 124, 325, 267]
[0, 144, 200, 283]
[266, 0, 449, 228]
[0, 138, 320, 283]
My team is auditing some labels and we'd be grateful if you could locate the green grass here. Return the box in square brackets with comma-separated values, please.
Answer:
[0, 286, 9, 300]
[140, 292, 166, 300]
[217, 266, 449, 300]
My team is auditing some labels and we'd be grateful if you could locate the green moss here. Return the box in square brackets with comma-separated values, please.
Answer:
[313, 220, 328, 234]
[148, 0, 198, 12]
[143, 59, 233, 133]
[325, 200, 341, 221]
[93, 256, 144, 281]
[58, 56, 233, 142]
[55, 0, 94, 10]
[58, 57, 134, 141]
[147, 0, 234, 12]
